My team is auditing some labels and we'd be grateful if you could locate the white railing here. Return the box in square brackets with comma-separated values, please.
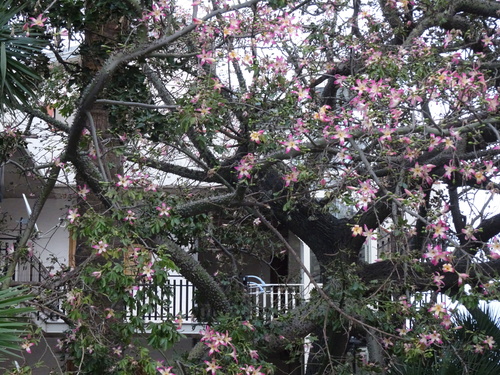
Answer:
[248, 283, 305, 319]
[130, 275, 197, 324]
[131, 277, 314, 328]
[31, 272, 315, 334]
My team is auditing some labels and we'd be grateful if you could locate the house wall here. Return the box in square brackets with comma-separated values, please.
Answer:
[0, 196, 72, 272]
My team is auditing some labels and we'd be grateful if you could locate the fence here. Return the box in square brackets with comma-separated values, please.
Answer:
[0, 239, 51, 283]
[248, 283, 305, 319]
[131, 276, 310, 326]
[130, 275, 197, 324]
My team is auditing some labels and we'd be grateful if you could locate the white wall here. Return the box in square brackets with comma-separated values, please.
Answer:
[0, 196, 71, 272]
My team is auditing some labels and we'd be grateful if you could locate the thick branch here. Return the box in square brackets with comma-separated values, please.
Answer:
[153, 237, 231, 314]
[175, 186, 246, 217]
[359, 256, 500, 296]
[126, 154, 213, 182]
[457, 0, 500, 17]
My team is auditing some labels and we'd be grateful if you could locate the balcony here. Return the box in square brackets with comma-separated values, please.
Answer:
[2, 238, 314, 335]
[129, 275, 313, 334]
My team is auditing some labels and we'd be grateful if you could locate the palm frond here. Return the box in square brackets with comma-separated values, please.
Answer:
[394, 304, 500, 375]
[0, 277, 33, 360]
[0, 0, 47, 111]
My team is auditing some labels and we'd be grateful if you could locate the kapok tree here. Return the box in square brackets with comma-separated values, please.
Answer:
[3, 0, 500, 374]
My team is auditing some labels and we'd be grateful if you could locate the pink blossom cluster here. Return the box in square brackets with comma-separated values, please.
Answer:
[422, 244, 452, 266]
[409, 162, 435, 185]
[283, 167, 299, 187]
[347, 179, 378, 211]
[474, 336, 496, 353]
[417, 331, 443, 347]
[445, 160, 498, 185]
[488, 237, 500, 259]
[115, 172, 158, 192]
[198, 325, 264, 375]
[235, 153, 256, 179]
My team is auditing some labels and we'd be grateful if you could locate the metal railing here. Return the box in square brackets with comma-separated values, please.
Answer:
[130, 275, 197, 324]
[248, 283, 305, 319]
[0, 239, 51, 283]
[130, 276, 311, 325]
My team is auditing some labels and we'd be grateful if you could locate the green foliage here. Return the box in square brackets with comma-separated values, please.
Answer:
[394, 306, 500, 375]
[0, 277, 33, 361]
[178, 315, 276, 374]
[0, 1, 47, 111]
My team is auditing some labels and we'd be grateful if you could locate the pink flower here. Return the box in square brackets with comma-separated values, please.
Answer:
[379, 127, 394, 142]
[486, 95, 499, 112]
[442, 263, 454, 273]
[474, 343, 484, 353]
[292, 86, 311, 101]
[112, 346, 122, 356]
[457, 272, 469, 286]
[388, 88, 404, 108]
[294, 118, 309, 135]
[148, 4, 165, 21]
[433, 272, 445, 290]
[418, 334, 431, 348]
[21, 341, 34, 353]
[157, 365, 176, 375]
[313, 105, 332, 122]
[332, 126, 351, 146]
[142, 262, 155, 280]
[126, 285, 139, 296]
[426, 331, 443, 345]
[410, 162, 435, 185]
[461, 226, 477, 241]
[30, 14, 47, 27]
[249, 130, 264, 144]
[482, 34, 493, 47]
[488, 238, 500, 259]
[116, 174, 132, 189]
[474, 170, 487, 184]
[484, 160, 498, 174]
[204, 360, 221, 375]
[235, 163, 253, 179]
[443, 163, 456, 179]
[353, 79, 369, 95]
[67, 209, 80, 224]
[351, 225, 363, 237]
[429, 303, 447, 317]
[242, 321, 255, 331]
[362, 225, 375, 239]
[240, 365, 265, 375]
[381, 337, 393, 348]
[207, 341, 220, 356]
[235, 154, 255, 179]
[396, 327, 411, 336]
[440, 314, 453, 329]
[174, 315, 183, 330]
[92, 241, 109, 255]
[358, 180, 378, 197]
[484, 336, 495, 349]
[283, 167, 299, 187]
[157, 203, 172, 217]
[428, 134, 442, 151]
[197, 50, 216, 65]
[280, 135, 301, 153]
[196, 104, 211, 116]
[431, 220, 449, 239]
[124, 210, 136, 223]
[78, 185, 90, 200]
